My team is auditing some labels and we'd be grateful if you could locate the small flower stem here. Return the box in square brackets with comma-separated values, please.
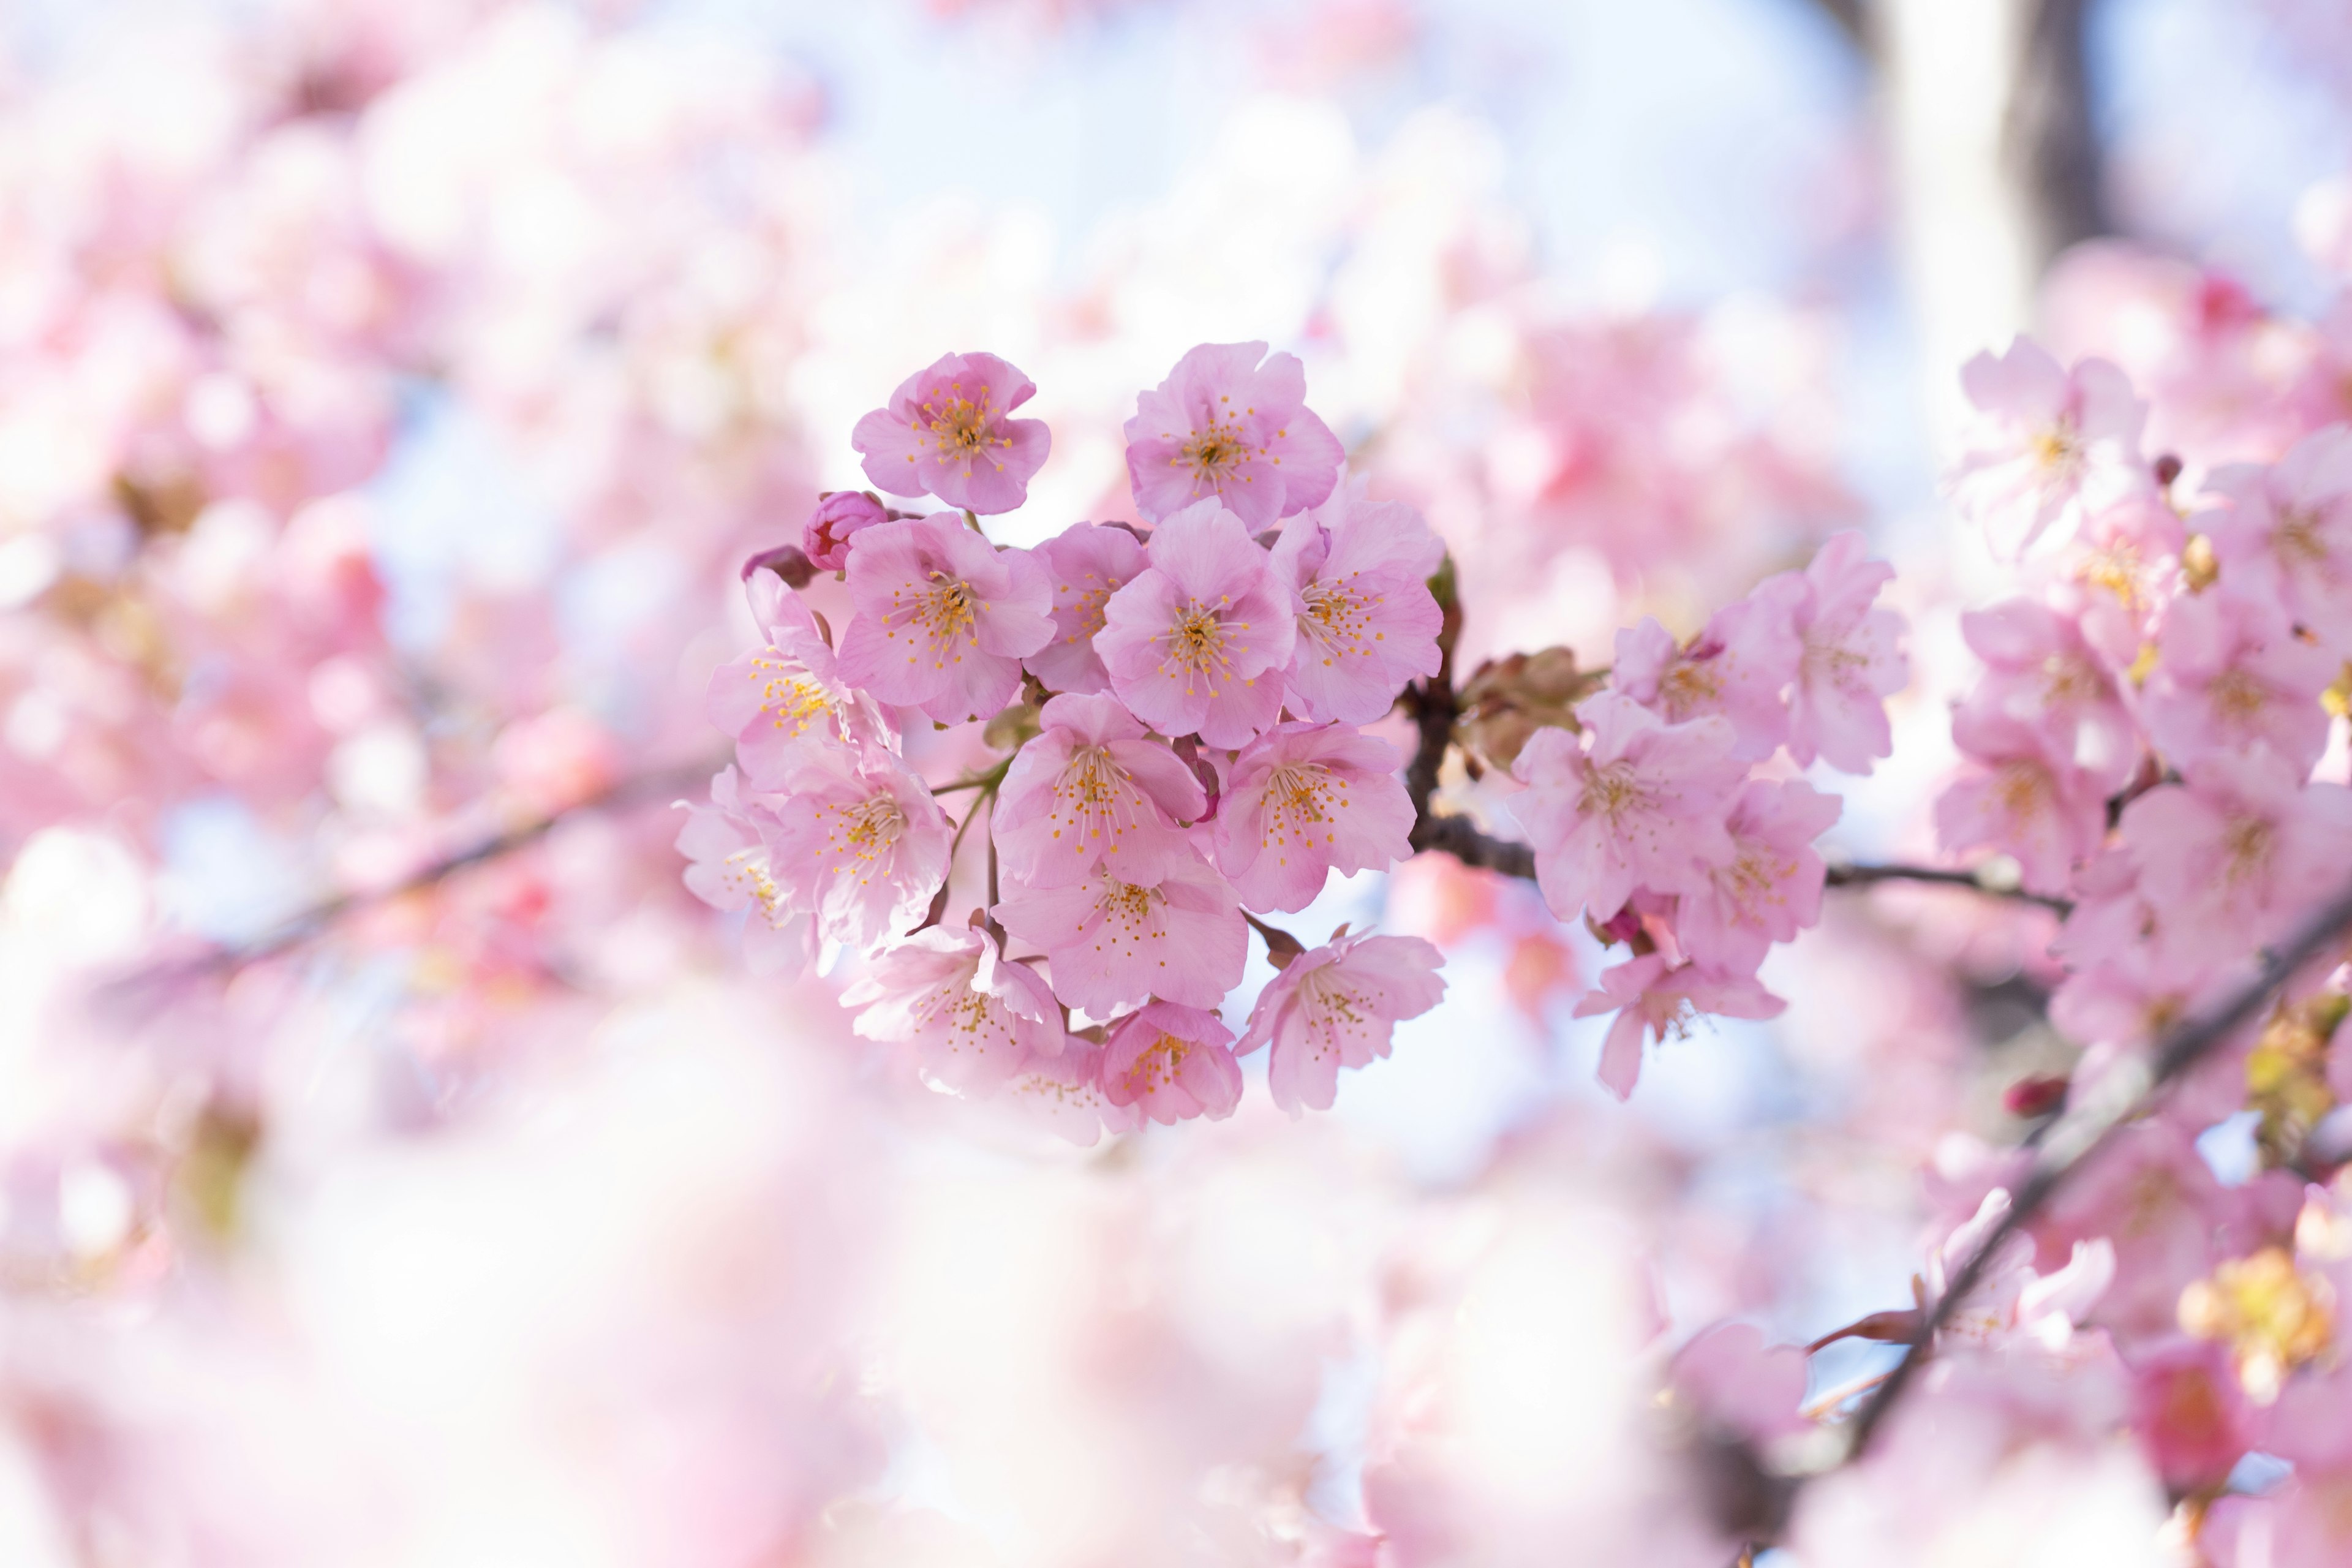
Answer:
[1242, 910, 1305, 968]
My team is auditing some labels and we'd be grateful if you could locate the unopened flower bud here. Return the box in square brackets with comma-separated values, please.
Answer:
[801, 490, 891, 571]
[741, 542, 817, 587]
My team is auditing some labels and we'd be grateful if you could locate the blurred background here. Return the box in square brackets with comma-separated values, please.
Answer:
[2, 0, 2350, 1562]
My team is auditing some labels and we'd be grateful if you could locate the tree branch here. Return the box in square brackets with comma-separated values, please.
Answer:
[1836, 872, 2352, 1461]
[111, 754, 726, 994]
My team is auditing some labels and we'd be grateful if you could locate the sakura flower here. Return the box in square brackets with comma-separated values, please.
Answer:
[2124, 1339, 2255, 1493]
[1935, 707, 2109, 898]
[1001, 1037, 1142, 1145]
[1675, 778, 1840, 974]
[801, 490, 894, 571]
[1951, 336, 2150, 558]
[674, 766, 814, 976]
[1783, 530, 1908, 774]
[1507, 692, 1743, 924]
[761, 744, 952, 952]
[2141, 586, 2334, 775]
[1099, 1000, 1243, 1124]
[1027, 522, 1148, 695]
[1093, 498, 1298, 747]
[993, 692, 1206, 889]
[2059, 489, 2188, 671]
[1570, 954, 1784, 1100]
[1268, 478, 1444, 724]
[2120, 746, 2352, 957]
[1123, 341, 1344, 528]
[1611, 576, 1804, 762]
[1929, 1188, 2113, 1351]
[834, 511, 1054, 723]
[2201, 1368, 2352, 1568]
[1957, 597, 2138, 789]
[842, 925, 1066, 1095]
[1238, 930, 1445, 1115]
[707, 571, 887, 785]
[2205, 423, 2352, 655]
[850, 350, 1050, 515]
[1213, 722, 1414, 914]
[992, 848, 1246, 1014]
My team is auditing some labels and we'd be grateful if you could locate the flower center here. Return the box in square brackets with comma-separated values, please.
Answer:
[1156, 600, 1245, 691]
[1121, 1031, 1193, 1096]
[921, 574, 979, 647]
[2222, 813, 2274, 886]
[831, 793, 907, 862]
[1174, 410, 1257, 488]
[2276, 506, 2329, 567]
[752, 658, 837, 739]
[1659, 656, 1721, 718]
[2209, 666, 2268, 721]
[1261, 761, 1346, 848]
[915, 382, 1009, 472]
[1302, 578, 1378, 661]
[1578, 760, 1646, 823]
[2031, 421, 2082, 480]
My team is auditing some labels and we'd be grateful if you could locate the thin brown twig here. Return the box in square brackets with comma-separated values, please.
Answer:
[110, 753, 726, 993]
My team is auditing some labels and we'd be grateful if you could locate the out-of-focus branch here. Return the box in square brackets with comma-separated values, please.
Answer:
[2009, 0, 2106, 262]
[1803, 0, 1872, 55]
[1836, 872, 2352, 1462]
[114, 755, 726, 991]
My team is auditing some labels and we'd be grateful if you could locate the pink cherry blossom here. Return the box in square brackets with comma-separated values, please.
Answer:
[834, 511, 1054, 724]
[1957, 597, 2138, 789]
[1570, 954, 1785, 1100]
[1667, 1323, 1809, 1445]
[1611, 576, 1804, 763]
[2201, 1368, 2352, 1568]
[1268, 478, 1444, 724]
[2204, 423, 2352, 654]
[1001, 1037, 1143, 1145]
[707, 571, 888, 786]
[850, 351, 1051, 515]
[1783, 530, 1909, 774]
[1026, 522, 1148, 695]
[1093, 498, 1298, 747]
[2140, 586, 2334, 775]
[842, 925, 1067, 1095]
[993, 692, 1207, 889]
[2056, 489, 2190, 672]
[801, 490, 894, 571]
[1935, 707, 2109, 897]
[1928, 1188, 2113, 1351]
[1213, 722, 1414, 914]
[1238, 930, 1446, 1115]
[1098, 1000, 1244, 1124]
[1676, 778, 1840, 974]
[1123, 341, 1345, 528]
[1951, 336, 2150, 558]
[992, 848, 1246, 1014]
[2123, 1339, 2254, 1493]
[2120, 746, 2352, 954]
[760, 744, 952, 952]
[1508, 692, 1743, 924]
[674, 765, 815, 976]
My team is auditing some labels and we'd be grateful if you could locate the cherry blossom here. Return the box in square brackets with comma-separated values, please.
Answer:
[2119, 747, 2352, 953]
[1570, 954, 1785, 1100]
[1093, 497, 1298, 747]
[1027, 521, 1148, 696]
[1676, 778, 1840, 974]
[992, 692, 1207, 889]
[760, 743, 953, 952]
[1936, 707, 2110, 897]
[2204, 423, 2352, 653]
[1123, 341, 1344, 528]
[1239, 930, 1446, 1115]
[2139, 585, 2335, 775]
[1098, 1000, 1244, 1124]
[842, 925, 1067, 1094]
[674, 766, 814, 976]
[834, 511, 1055, 723]
[851, 351, 1051, 515]
[1268, 477, 1445, 724]
[706, 572, 886, 786]
[991, 848, 1247, 1014]
[1509, 692, 1744, 924]
[1951, 336, 2150, 558]
[1611, 578, 1804, 763]
[1955, 597, 2138, 788]
[1212, 722, 1414, 913]
[1783, 530, 1910, 774]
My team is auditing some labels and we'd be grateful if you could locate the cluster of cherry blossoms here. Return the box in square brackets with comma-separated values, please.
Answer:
[684, 343, 1449, 1131]
[1942, 337, 2352, 1087]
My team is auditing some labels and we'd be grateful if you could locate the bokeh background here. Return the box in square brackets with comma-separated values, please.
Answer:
[3, 0, 2350, 1562]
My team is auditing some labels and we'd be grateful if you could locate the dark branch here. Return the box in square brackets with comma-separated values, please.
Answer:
[1825, 861, 2071, 914]
[111, 754, 726, 993]
[1801, 0, 1872, 55]
[2008, 0, 2107, 265]
[1839, 872, 2352, 1460]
